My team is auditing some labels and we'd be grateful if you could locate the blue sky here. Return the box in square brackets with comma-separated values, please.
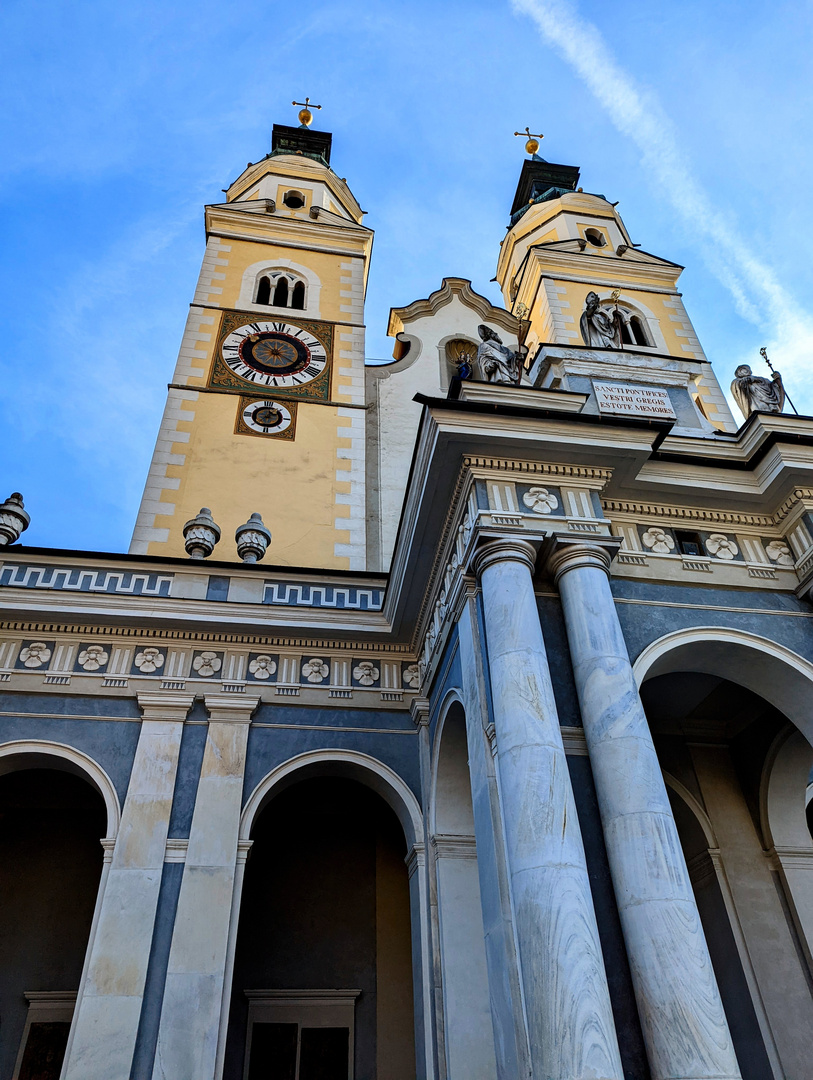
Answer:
[2, 0, 812, 552]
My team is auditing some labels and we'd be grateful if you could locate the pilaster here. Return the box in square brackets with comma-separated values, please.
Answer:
[151, 695, 258, 1080]
[63, 693, 193, 1080]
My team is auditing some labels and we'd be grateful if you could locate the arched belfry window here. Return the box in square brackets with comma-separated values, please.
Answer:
[596, 299, 654, 348]
[255, 276, 271, 306]
[254, 271, 308, 311]
[273, 276, 289, 307]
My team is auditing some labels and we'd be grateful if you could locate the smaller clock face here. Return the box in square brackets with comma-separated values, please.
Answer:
[221, 321, 328, 388]
[241, 399, 293, 435]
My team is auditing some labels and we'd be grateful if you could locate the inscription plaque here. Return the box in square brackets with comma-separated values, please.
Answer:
[593, 381, 676, 420]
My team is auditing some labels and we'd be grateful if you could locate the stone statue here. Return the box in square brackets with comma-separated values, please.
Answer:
[580, 291, 620, 349]
[730, 364, 785, 420]
[476, 324, 520, 384]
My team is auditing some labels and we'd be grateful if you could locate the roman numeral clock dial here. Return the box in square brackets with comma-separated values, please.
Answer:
[221, 321, 328, 388]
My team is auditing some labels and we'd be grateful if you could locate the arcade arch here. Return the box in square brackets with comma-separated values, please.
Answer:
[221, 750, 425, 1080]
[635, 628, 813, 1080]
[0, 741, 117, 1080]
[430, 697, 497, 1080]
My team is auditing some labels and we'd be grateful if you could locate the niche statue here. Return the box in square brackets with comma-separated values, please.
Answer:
[580, 291, 620, 349]
[730, 364, 785, 420]
[476, 325, 521, 384]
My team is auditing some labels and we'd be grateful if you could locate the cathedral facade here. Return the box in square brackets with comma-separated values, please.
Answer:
[1, 114, 812, 1080]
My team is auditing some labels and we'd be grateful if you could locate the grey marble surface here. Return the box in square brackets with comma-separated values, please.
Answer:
[558, 556, 741, 1080]
[478, 545, 623, 1080]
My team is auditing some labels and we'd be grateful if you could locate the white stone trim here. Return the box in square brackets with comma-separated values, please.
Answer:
[192, 237, 231, 306]
[171, 306, 216, 384]
[541, 278, 577, 343]
[632, 626, 813, 747]
[236, 256, 322, 318]
[661, 296, 707, 362]
[129, 387, 199, 553]
[0, 738, 120, 835]
[334, 407, 366, 569]
[240, 748, 423, 847]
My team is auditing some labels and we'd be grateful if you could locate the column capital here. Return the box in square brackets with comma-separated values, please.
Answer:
[472, 537, 539, 579]
[137, 691, 195, 721]
[204, 695, 260, 723]
[545, 536, 622, 585]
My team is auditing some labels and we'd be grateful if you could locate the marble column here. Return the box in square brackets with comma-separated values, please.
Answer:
[549, 540, 741, 1080]
[151, 695, 258, 1080]
[63, 692, 193, 1080]
[456, 589, 531, 1080]
[473, 538, 623, 1080]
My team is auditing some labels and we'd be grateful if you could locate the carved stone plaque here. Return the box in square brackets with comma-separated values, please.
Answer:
[593, 381, 676, 420]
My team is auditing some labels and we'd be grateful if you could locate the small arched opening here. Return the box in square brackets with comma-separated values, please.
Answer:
[0, 744, 116, 1080]
[255, 275, 271, 306]
[291, 280, 306, 310]
[273, 275, 289, 307]
[431, 700, 497, 1079]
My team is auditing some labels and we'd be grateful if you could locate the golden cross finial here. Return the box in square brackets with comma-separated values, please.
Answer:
[514, 127, 544, 155]
[292, 97, 322, 127]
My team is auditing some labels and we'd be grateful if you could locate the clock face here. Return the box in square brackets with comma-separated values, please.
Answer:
[241, 398, 293, 435]
[221, 321, 328, 388]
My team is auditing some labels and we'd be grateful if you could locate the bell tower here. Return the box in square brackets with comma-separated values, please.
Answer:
[496, 136, 736, 431]
[130, 103, 373, 568]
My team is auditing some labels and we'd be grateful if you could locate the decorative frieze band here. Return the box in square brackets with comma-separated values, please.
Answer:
[263, 581, 383, 610]
[0, 564, 173, 597]
[0, 634, 420, 695]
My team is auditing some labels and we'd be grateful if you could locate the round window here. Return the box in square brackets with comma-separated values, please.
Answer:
[283, 190, 305, 209]
[584, 228, 606, 247]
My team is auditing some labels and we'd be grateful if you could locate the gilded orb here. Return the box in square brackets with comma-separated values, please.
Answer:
[525, 137, 539, 155]
[298, 107, 313, 127]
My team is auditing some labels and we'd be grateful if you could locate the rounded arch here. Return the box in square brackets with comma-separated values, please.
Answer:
[0, 739, 120, 835]
[237, 257, 322, 316]
[240, 749, 423, 849]
[595, 290, 667, 351]
[664, 771, 717, 848]
[761, 725, 813, 852]
[430, 690, 474, 836]
[632, 626, 813, 747]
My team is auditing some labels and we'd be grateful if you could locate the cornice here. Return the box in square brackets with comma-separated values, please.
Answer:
[603, 500, 777, 529]
[223, 154, 364, 220]
[463, 456, 613, 484]
[0, 620, 413, 653]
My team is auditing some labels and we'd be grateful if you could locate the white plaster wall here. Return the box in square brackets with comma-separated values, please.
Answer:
[369, 295, 517, 568]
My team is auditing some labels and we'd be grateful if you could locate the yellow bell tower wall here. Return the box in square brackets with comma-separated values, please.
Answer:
[130, 140, 373, 569]
[496, 186, 736, 431]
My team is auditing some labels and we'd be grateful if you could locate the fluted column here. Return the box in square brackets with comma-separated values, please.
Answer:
[549, 539, 741, 1080]
[474, 538, 623, 1080]
[151, 695, 258, 1080]
[63, 693, 193, 1080]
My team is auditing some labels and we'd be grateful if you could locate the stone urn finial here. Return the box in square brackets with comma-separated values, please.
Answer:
[235, 512, 271, 563]
[183, 507, 221, 559]
[0, 493, 30, 546]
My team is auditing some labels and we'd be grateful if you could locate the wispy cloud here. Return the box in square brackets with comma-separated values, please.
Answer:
[513, 0, 813, 406]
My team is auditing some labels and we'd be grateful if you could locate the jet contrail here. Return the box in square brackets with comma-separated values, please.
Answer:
[512, 0, 813, 401]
